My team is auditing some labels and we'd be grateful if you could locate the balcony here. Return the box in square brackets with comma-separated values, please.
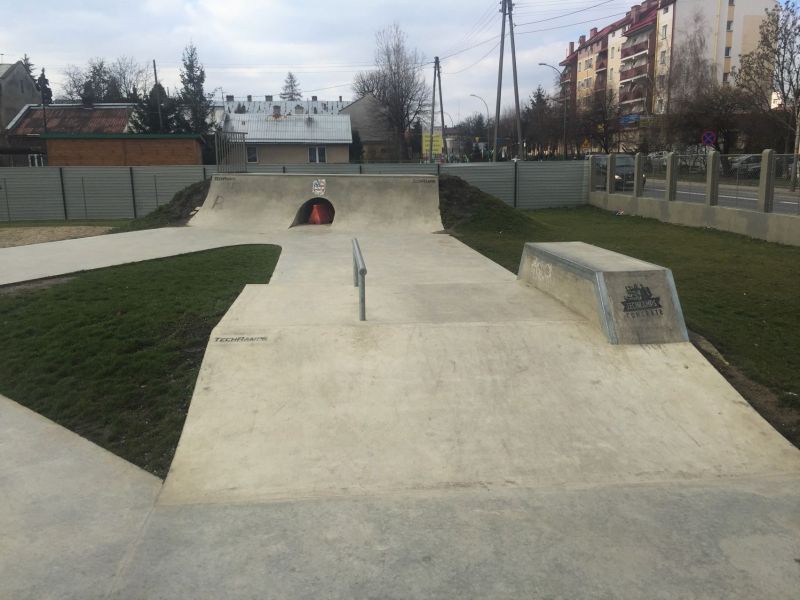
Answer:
[619, 64, 649, 82]
[621, 40, 649, 59]
[619, 90, 646, 104]
[595, 60, 608, 72]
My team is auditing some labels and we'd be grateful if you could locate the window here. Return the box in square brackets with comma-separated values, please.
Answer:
[610, 47, 614, 58]
[661, 24, 668, 39]
[309, 146, 326, 163]
[246, 145, 258, 163]
[660, 50, 667, 65]
[724, 46, 731, 57]
[729, 0, 734, 5]
[722, 72, 730, 84]
[656, 98, 664, 113]
[663, 5, 669, 13]
[657, 75, 666, 88]
[610, 68, 614, 79]
[727, 21, 733, 32]
[28, 154, 45, 167]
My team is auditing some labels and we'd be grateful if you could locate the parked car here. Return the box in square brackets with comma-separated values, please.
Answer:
[594, 155, 646, 191]
[729, 154, 761, 178]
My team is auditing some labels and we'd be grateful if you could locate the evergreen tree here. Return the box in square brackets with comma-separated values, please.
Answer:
[280, 72, 302, 101]
[37, 69, 53, 105]
[177, 43, 213, 134]
[130, 83, 180, 133]
[21, 54, 34, 76]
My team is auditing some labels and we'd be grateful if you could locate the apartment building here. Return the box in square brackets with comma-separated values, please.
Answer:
[559, 0, 775, 122]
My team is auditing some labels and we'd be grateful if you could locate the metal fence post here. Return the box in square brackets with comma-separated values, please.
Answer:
[588, 155, 597, 192]
[665, 152, 678, 202]
[606, 153, 617, 195]
[705, 150, 720, 206]
[81, 176, 88, 218]
[129, 167, 138, 218]
[633, 153, 644, 198]
[513, 159, 518, 208]
[59, 167, 68, 220]
[757, 149, 775, 213]
[2, 178, 10, 221]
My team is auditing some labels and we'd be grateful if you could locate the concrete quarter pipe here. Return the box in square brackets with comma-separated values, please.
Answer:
[190, 173, 445, 233]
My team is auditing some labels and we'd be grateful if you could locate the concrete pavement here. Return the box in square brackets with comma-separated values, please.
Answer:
[2, 173, 799, 598]
[0, 395, 161, 600]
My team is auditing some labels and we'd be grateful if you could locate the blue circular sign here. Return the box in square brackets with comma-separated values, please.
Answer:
[701, 130, 717, 146]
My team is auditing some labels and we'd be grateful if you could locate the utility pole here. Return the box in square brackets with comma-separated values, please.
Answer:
[436, 57, 448, 161]
[152, 60, 164, 132]
[507, 0, 524, 160]
[492, 0, 508, 162]
[429, 59, 437, 163]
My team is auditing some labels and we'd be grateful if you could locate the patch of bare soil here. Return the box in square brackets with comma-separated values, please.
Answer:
[0, 276, 75, 296]
[691, 331, 800, 449]
[0, 226, 112, 248]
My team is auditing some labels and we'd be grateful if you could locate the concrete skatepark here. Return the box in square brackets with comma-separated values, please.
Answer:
[1, 173, 799, 599]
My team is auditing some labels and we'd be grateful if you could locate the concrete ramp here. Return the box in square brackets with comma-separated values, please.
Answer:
[189, 173, 444, 233]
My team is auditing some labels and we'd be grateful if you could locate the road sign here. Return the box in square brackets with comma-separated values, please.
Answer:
[701, 130, 717, 146]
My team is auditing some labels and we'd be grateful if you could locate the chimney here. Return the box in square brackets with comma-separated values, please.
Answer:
[265, 94, 273, 102]
[339, 95, 342, 102]
[273, 105, 281, 117]
[569, 41, 575, 55]
[312, 95, 318, 101]
[225, 94, 234, 102]
[579, 35, 586, 45]
[590, 27, 598, 38]
[631, 6, 640, 23]
[247, 94, 252, 102]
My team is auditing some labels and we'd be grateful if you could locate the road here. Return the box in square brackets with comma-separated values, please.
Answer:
[636, 179, 800, 215]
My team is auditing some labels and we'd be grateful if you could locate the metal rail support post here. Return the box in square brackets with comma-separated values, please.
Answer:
[352, 238, 367, 321]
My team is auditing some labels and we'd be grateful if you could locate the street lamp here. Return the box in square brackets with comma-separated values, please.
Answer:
[539, 63, 568, 160]
[469, 93, 490, 160]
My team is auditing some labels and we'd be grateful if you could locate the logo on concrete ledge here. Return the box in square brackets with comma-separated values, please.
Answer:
[621, 284, 663, 317]
[312, 179, 326, 196]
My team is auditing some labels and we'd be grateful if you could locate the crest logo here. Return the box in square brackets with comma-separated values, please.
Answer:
[312, 179, 326, 196]
[621, 284, 663, 317]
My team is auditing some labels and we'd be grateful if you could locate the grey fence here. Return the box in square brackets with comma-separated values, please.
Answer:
[0, 161, 590, 221]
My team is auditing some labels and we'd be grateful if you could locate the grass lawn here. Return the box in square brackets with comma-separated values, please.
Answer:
[441, 175, 800, 443]
[0, 245, 280, 478]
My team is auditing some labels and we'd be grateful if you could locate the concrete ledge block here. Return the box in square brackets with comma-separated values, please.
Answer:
[517, 242, 688, 345]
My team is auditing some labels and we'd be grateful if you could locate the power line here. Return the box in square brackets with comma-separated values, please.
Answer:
[514, 0, 615, 27]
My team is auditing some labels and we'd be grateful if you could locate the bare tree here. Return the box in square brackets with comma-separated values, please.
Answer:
[578, 90, 620, 154]
[62, 57, 149, 102]
[353, 23, 429, 159]
[109, 56, 151, 100]
[736, 0, 800, 188]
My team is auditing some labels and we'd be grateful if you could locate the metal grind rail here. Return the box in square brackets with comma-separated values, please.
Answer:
[352, 238, 367, 321]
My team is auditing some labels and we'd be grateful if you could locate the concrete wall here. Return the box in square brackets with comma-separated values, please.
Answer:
[254, 144, 348, 165]
[46, 138, 202, 166]
[589, 190, 800, 247]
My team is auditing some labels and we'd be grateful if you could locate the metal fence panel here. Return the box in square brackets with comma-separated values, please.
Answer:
[441, 163, 516, 205]
[361, 163, 439, 175]
[132, 166, 205, 216]
[0, 168, 65, 221]
[517, 161, 589, 209]
[284, 164, 360, 174]
[244, 165, 285, 174]
[62, 167, 135, 219]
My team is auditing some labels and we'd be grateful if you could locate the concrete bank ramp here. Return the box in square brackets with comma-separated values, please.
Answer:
[189, 173, 444, 233]
[113, 232, 800, 598]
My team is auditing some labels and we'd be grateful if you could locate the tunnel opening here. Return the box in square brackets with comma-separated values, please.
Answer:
[290, 198, 335, 227]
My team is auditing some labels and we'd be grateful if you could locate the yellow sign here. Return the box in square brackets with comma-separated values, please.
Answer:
[422, 132, 444, 158]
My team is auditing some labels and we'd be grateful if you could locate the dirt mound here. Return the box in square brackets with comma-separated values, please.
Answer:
[438, 174, 534, 236]
[115, 179, 211, 232]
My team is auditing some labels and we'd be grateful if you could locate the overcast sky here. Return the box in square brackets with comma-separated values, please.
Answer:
[1, 0, 635, 122]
